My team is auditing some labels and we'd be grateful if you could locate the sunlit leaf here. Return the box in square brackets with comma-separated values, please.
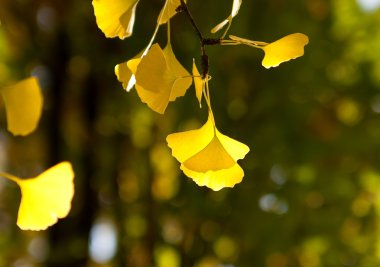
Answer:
[115, 51, 143, 91]
[16, 162, 74, 231]
[0, 77, 43, 136]
[158, 0, 183, 25]
[181, 163, 244, 191]
[262, 33, 309, 68]
[167, 112, 249, 191]
[211, 0, 242, 34]
[115, 24, 160, 92]
[134, 43, 192, 114]
[192, 59, 203, 106]
[227, 33, 309, 68]
[92, 0, 139, 39]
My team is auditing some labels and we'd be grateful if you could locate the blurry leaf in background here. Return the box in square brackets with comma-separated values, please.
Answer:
[0, 162, 75, 231]
[92, 0, 140, 39]
[0, 77, 43, 136]
[134, 43, 192, 114]
[154, 245, 181, 267]
[16, 162, 74, 231]
[167, 112, 249, 191]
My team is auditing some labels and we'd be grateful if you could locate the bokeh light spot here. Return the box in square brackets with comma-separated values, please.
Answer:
[89, 217, 118, 264]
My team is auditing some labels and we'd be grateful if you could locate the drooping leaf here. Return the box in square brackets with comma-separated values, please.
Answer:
[134, 43, 192, 114]
[0, 77, 43, 136]
[192, 60, 203, 106]
[92, 0, 139, 39]
[261, 33, 309, 68]
[167, 112, 249, 191]
[211, 0, 242, 34]
[158, 0, 183, 25]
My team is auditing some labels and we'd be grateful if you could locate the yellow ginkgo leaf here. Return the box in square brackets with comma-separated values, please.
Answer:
[181, 163, 244, 191]
[261, 33, 309, 68]
[211, 0, 242, 35]
[0, 162, 75, 231]
[115, 51, 143, 91]
[134, 43, 193, 114]
[115, 24, 160, 91]
[92, 0, 139, 39]
[167, 112, 249, 191]
[158, 0, 184, 25]
[0, 77, 43, 136]
[192, 59, 203, 106]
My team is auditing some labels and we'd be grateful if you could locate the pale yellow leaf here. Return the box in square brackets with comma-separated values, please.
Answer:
[15, 162, 75, 231]
[231, 0, 242, 17]
[135, 43, 192, 114]
[92, 0, 139, 39]
[262, 33, 309, 68]
[0, 77, 43, 136]
[192, 60, 203, 106]
[211, 19, 229, 34]
[211, 0, 242, 34]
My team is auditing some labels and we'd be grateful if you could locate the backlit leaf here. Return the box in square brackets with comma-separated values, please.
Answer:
[262, 33, 309, 68]
[226, 33, 309, 68]
[0, 77, 43, 136]
[211, 0, 242, 34]
[115, 25, 160, 91]
[181, 163, 244, 191]
[115, 51, 143, 91]
[92, 0, 139, 39]
[167, 112, 249, 191]
[0, 162, 75, 231]
[158, 0, 183, 25]
[134, 43, 192, 114]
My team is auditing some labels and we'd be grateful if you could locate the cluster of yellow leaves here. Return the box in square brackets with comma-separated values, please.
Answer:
[0, 76, 75, 230]
[92, 0, 309, 190]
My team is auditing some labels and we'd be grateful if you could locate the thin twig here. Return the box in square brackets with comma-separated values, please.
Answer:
[176, 0, 221, 78]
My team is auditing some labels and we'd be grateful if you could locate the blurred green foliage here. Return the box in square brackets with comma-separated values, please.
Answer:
[1, 0, 380, 266]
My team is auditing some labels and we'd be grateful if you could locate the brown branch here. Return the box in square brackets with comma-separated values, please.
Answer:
[176, 0, 221, 78]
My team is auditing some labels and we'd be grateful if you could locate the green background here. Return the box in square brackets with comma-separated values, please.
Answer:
[1, 0, 380, 266]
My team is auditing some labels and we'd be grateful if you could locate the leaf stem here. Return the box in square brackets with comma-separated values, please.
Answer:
[0, 172, 20, 183]
[177, 0, 203, 43]
[176, 1, 221, 78]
